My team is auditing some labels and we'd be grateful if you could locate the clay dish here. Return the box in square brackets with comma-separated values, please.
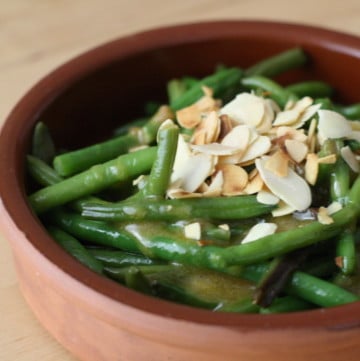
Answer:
[1, 21, 360, 361]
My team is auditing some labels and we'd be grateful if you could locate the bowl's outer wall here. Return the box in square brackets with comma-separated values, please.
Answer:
[1, 21, 360, 360]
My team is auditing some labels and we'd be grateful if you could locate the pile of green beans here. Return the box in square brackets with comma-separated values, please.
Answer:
[27, 47, 360, 313]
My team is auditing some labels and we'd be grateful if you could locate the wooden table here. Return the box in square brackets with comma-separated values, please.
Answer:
[1, 1, 359, 360]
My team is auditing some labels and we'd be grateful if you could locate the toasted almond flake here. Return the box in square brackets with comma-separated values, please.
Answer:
[276, 126, 308, 143]
[256, 156, 312, 211]
[348, 130, 360, 142]
[192, 111, 221, 145]
[317, 206, 334, 225]
[297, 103, 321, 125]
[206, 171, 224, 194]
[264, 150, 289, 177]
[220, 93, 265, 127]
[201, 86, 213, 97]
[176, 105, 202, 129]
[327, 201, 343, 215]
[318, 154, 337, 164]
[305, 153, 319, 186]
[285, 139, 308, 163]
[192, 129, 207, 145]
[171, 134, 193, 183]
[341, 145, 360, 172]
[335, 256, 344, 268]
[243, 172, 264, 194]
[218, 164, 248, 196]
[257, 190, 280, 205]
[248, 168, 259, 180]
[318, 110, 353, 139]
[292, 96, 313, 113]
[196, 95, 218, 112]
[167, 188, 203, 199]
[179, 153, 217, 192]
[241, 223, 278, 244]
[273, 109, 301, 127]
[271, 202, 296, 217]
[218, 114, 233, 140]
[285, 98, 296, 110]
[219, 224, 230, 231]
[184, 222, 201, 240]
[255, 100, 274, 134]
[132, 174, 146, 187]
[190, 143, 241, 156]
[239, 135, 272, 163]
[221, 124, 251, 149]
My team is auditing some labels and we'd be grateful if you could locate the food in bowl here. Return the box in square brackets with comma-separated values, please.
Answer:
[25, 46, 360, 314]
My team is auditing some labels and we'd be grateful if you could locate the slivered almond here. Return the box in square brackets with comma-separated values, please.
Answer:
[327, 201, 342, 215]
[218, 164, 248, 196]
[264, 149, 289, 177]
[292, 96, 313, 113]
[184, 222, 201, 240]
[285, 139, 308, 163]
[243, 172, 264, 194]
[318, 154, 337, 164]
[257, 190, 280, 205]
[318, 110, 352, 139]
[341, 146, 360, 172]
[196, 95, 218, 112]
[296, 103, 321, 127]
[171, 134, 193, 183]
[220, 93, 265, 126]
[256, 156, 312, 211]
[285, 98, 296, 110]
[256, 99, 275, 134]
[221, 124, 251, 157]
[305, 153, 319, 185]
[317, 206, 334, 225]
[176, 105, 202, 129]
[219, 224, 230, 231]
[241, 223, 278, 244]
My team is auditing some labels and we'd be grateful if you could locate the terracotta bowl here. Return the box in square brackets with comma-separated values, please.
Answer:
[1, 21, 360, 361]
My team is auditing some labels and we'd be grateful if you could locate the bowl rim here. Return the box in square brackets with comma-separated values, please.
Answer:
[1, 19, 360, 330]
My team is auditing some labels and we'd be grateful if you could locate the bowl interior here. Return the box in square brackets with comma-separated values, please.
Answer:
[1, 20, 360, 329]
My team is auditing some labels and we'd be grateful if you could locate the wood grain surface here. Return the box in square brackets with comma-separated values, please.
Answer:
[1, 1, 359, 360]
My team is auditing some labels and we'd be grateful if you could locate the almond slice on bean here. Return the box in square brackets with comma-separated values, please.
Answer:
[256, 156, 312, 211]
[327, 201, 343, 215]
[305, 153, 319, 185]
[271, 202, 296, 217]
[257, 190, 280, 205]
[341, 145, 360, 172]
[184, 222, 202, 240]
[176, 105, 202, 129]
[243, 172, 264, 194]
[204, 171, 224, 197]
[317, 206, 334, 225]
[285, 139, 308, 163]
[167, 188, 203, 199]
[241, 223, 278, 244]
[318, 154, 337, 164]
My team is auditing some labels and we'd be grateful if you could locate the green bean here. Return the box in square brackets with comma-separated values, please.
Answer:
[167, 79, 187, 105]
[29, 146, 157, 213]
[259, 296, 313, 314]
[123, 266, 154, 295]
[48, 209, 139, 253]
[287, 271, 359, 307]
[113, 117, 148, 137]
[141, 121, 178, 198]
[181, 76, 199, 88]
[286, 81, 333, 98]
[347, 139, 360, 152]
[53, 105, 172, 177]
[31, 122, 56, 164]
[330, 157, 350, 205]
[215, 298, 260, 313]
[336, 230, 357, 275]
[27, 155, 63, 186]
[47, 226, 103, 274]
[245, 47, 307, 78]
[334, 103, 360, 120]
[241, 75, 295, 108]
[88, 248, 161, 267]
[170, 67, 243, 111]
[80, 195, 275, 222]
[314, 97, 334, 110]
